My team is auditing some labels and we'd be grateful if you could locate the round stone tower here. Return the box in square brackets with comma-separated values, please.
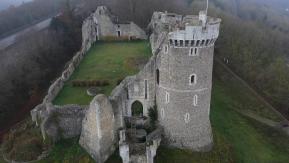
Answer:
[154, 11, 221, 151]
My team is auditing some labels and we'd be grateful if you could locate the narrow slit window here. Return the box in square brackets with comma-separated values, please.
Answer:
[190, 74, 197, 85]
[190, 48, 194, 56]
[156, 69, 160, 85]
[194, 48, 198, 55]
[144, 80, 148, 99]
[174, 40, 178, 46]
[193, 95, 198, 106]
[165, 91, 170, 103]
[161, 108, 165, 119]
[184, 113, 190, 123]
[164, 45, 168, 54]
[169, 39, 173, 45]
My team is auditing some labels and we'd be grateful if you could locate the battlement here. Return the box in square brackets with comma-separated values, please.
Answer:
[151, 11, 221, 48]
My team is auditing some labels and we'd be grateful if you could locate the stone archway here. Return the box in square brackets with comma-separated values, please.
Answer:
[131, 100, 143, 117]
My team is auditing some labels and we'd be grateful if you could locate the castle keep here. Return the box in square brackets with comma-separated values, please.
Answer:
[31, 6, 221, 163]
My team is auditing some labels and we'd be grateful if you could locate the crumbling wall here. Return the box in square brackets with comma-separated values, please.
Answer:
[30, 9, 99, 139]
[79, 95, 116, 163]
[42, 104, 87, 141]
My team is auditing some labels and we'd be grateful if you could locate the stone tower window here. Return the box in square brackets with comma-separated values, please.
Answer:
[190, 74, 197, 85]
[191, 40, 195, 46]
[185, 40, 189, 47]
[180, 40, 184, 47]
[196, 40, 200, 46]
[174, 40, 178, 47]
[164, 45, 168, 54]
[184, 113, 190, 123]
[201, 40, 205, 46]
[169, 39, 173, 46]
[161, 108, 165, 119]
[165, 91, 170, 104]
[206, 39, 210, 46]
[189, 48, 198, 56]
[144, 80, 148, 99]
[193, 95, 198, 106]
[156, 69, 160, 85]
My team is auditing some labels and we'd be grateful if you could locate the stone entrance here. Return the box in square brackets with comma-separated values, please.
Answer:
[131, 100, 143, 116]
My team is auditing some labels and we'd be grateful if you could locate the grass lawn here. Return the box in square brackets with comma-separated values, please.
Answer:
[53, 41, 151, 105]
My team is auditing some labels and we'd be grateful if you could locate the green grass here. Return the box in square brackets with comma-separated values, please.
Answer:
[38, 138, 95, 163]
[213, 62, 282, 122]
[53, 41, 151, 105]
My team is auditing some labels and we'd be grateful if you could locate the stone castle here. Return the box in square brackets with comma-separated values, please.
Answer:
[31, 6, 221, 163]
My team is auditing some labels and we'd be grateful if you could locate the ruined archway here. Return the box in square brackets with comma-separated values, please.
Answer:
[131, 100, 143, 117]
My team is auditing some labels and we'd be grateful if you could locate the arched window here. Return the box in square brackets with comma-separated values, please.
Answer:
[184, 113, 190, 123]
[174, 40, 178, 46]
[131, 101, 143, 117]
[190, 74, 197, 85]
[156, 69, 160, 85]
[193, 95, 198, 106]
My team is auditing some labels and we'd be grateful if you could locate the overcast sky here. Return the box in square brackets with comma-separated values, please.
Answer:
[0, 0, 32, 11]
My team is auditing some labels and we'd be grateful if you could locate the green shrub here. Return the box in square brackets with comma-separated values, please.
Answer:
[71, 80, 110, 87]
[148, 105, 158, 130]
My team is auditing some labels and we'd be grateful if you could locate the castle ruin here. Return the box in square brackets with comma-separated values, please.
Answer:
[31, 6, 221, 163]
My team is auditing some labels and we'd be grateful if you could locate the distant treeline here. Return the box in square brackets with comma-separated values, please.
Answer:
[0, 1, 83, 131]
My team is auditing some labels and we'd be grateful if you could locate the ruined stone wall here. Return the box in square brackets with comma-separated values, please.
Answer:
[79, 95, 116, 163]
[42, 104, 87, 141]
[30, 8, 104, 139]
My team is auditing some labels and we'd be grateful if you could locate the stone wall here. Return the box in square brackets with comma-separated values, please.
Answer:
[42, 104, 87, 142]
[30, 9, 101, 139]
[79, 95, 116, 163]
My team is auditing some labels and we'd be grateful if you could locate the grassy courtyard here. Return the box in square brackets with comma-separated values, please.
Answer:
[53, 41, 152, 105]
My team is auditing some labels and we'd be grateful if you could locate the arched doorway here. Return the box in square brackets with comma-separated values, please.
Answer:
[131, 100, 143, 117]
